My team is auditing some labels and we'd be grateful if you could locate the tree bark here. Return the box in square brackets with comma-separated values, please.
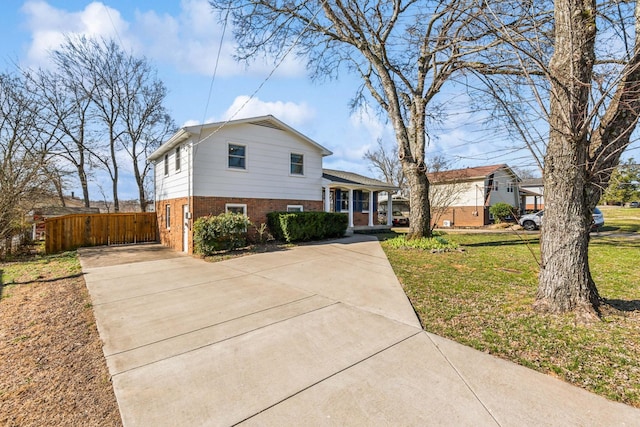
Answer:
[536, 0, 600, 316]
[404, 161, 431, 238]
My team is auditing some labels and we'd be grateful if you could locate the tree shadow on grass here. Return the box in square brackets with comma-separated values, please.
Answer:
[0, 272, 85, 287]
[463, 238, 540, 248]
[602, 298, 640, 313]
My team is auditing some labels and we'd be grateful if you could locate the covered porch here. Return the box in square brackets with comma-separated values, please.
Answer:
[321, 169, 399, 231]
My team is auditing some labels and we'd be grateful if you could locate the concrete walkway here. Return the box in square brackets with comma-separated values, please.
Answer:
[79, 235, 640, 426]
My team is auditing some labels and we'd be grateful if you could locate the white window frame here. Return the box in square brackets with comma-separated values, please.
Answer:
[290, 153, 304, 176]
[362, 191, 370, 213]
[165, 204, 171, 229]
[339, 190, 349, 212]
[287, 205, 304, 212]
[175, 147, 181, 172]
[164, 154, 169, 176]
[228, 143, 247, 170]
[225, 203, 247, 215]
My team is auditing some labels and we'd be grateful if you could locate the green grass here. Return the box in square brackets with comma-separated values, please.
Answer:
[599, 205, 640, 232]
[0, 251, 81, 299]
[381, 207, 640, 407]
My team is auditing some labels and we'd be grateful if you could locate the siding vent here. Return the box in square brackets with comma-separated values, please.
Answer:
[251, 120, 285, 131]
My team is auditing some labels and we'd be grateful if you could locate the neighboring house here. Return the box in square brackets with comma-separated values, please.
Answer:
[427, 164, 521, 228]
[29, 205, 101, 240]
[148, 115, 397, 253]
[519, 178, 544, 212]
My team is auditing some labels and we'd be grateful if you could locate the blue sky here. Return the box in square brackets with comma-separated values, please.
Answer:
[1, 1, 557, 199]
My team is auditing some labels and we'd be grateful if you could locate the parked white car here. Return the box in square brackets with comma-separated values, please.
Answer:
[519, 208, 604, 231]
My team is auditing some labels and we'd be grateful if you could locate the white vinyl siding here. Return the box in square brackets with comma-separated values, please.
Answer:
[154, 144, 191, 201]
[192, 124, 323, 201]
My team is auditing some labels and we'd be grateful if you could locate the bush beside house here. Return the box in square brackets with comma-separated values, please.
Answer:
[267, 212, 348, 242]
[489, 202, 515, 223]
[193, 213, 252, 255]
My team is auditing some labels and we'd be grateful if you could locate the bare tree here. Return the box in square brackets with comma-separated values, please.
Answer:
[475, 1, 640, 317]
[363, 138, 406, 194]
[50, 36, 173, 212]
[0, 73, 55, 254]
[27, 68, 95, 207]
[120, 68, 175, 211]
[210, 0, 528, 238]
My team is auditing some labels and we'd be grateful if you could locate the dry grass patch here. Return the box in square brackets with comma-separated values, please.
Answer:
[1, 250, 121, 426]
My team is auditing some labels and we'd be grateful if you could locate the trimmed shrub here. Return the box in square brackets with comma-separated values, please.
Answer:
[193, 212, 252, 255]
[266, 211, 348, 242]
[489, 202, 515, 223]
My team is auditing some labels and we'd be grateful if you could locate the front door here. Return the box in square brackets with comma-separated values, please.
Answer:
[182, 204, 189, 253]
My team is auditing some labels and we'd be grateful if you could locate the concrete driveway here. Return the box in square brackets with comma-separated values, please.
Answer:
[79, 235, 640, 426]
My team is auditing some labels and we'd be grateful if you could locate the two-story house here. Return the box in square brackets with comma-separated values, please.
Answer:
[148, 115, 396, 253]
[427, 164, 521, 228]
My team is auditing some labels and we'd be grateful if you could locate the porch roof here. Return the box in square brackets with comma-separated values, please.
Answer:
[322, 169, 398, 192]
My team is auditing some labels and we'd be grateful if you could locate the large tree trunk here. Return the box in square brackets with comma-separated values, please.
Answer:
[536, 0, 600, 316]
[404, 161, 431, 239]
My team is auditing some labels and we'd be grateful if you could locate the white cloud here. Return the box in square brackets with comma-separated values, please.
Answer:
[219, 95, 315, 127]
[21, 0, 305, 77]
[21, 1, 133, 67]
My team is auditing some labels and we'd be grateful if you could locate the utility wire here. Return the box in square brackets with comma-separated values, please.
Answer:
[190, 0, 328, 148]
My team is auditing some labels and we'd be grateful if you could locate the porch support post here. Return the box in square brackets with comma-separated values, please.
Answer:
[348, 188, 354, 228]
[324, 186, 331, 212]
[368, 190, 374, 226]
[387, 192, 393, 226]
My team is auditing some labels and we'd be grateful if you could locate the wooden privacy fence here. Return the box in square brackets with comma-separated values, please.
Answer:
[45, 212, 158, 253]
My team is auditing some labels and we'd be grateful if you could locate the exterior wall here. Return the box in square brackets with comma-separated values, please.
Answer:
[192, 196, 323, 228]
[433, 206, 490, 228]
[486, 169, 520, 208]
[352, 212, 371, 226]
[156, 197, 190, 253]
[432, 171, 519, 211]
[439, 181, 478, 207]
[191, 123, 324, 201]
[154, 143, 191, 202]
[156, 196, 323, 253]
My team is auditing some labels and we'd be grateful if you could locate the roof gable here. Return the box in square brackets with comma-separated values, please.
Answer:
[428, 164, 518, 183]
[148, 115, 332, 161]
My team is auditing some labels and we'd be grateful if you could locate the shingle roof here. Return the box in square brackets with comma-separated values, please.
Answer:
[427, 164, 513, 183]
[520, 178, 543, 187]
[322, 169, 398, 191]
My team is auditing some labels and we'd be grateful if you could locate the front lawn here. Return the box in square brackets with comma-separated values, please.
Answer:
[381, 217, 640, 408]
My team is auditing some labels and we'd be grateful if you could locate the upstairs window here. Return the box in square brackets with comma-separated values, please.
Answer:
[164, 154, 169, 176]
[228, 144, 246, 169]
[290, 153, 304, 175]
[175, 147, 181, 171]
